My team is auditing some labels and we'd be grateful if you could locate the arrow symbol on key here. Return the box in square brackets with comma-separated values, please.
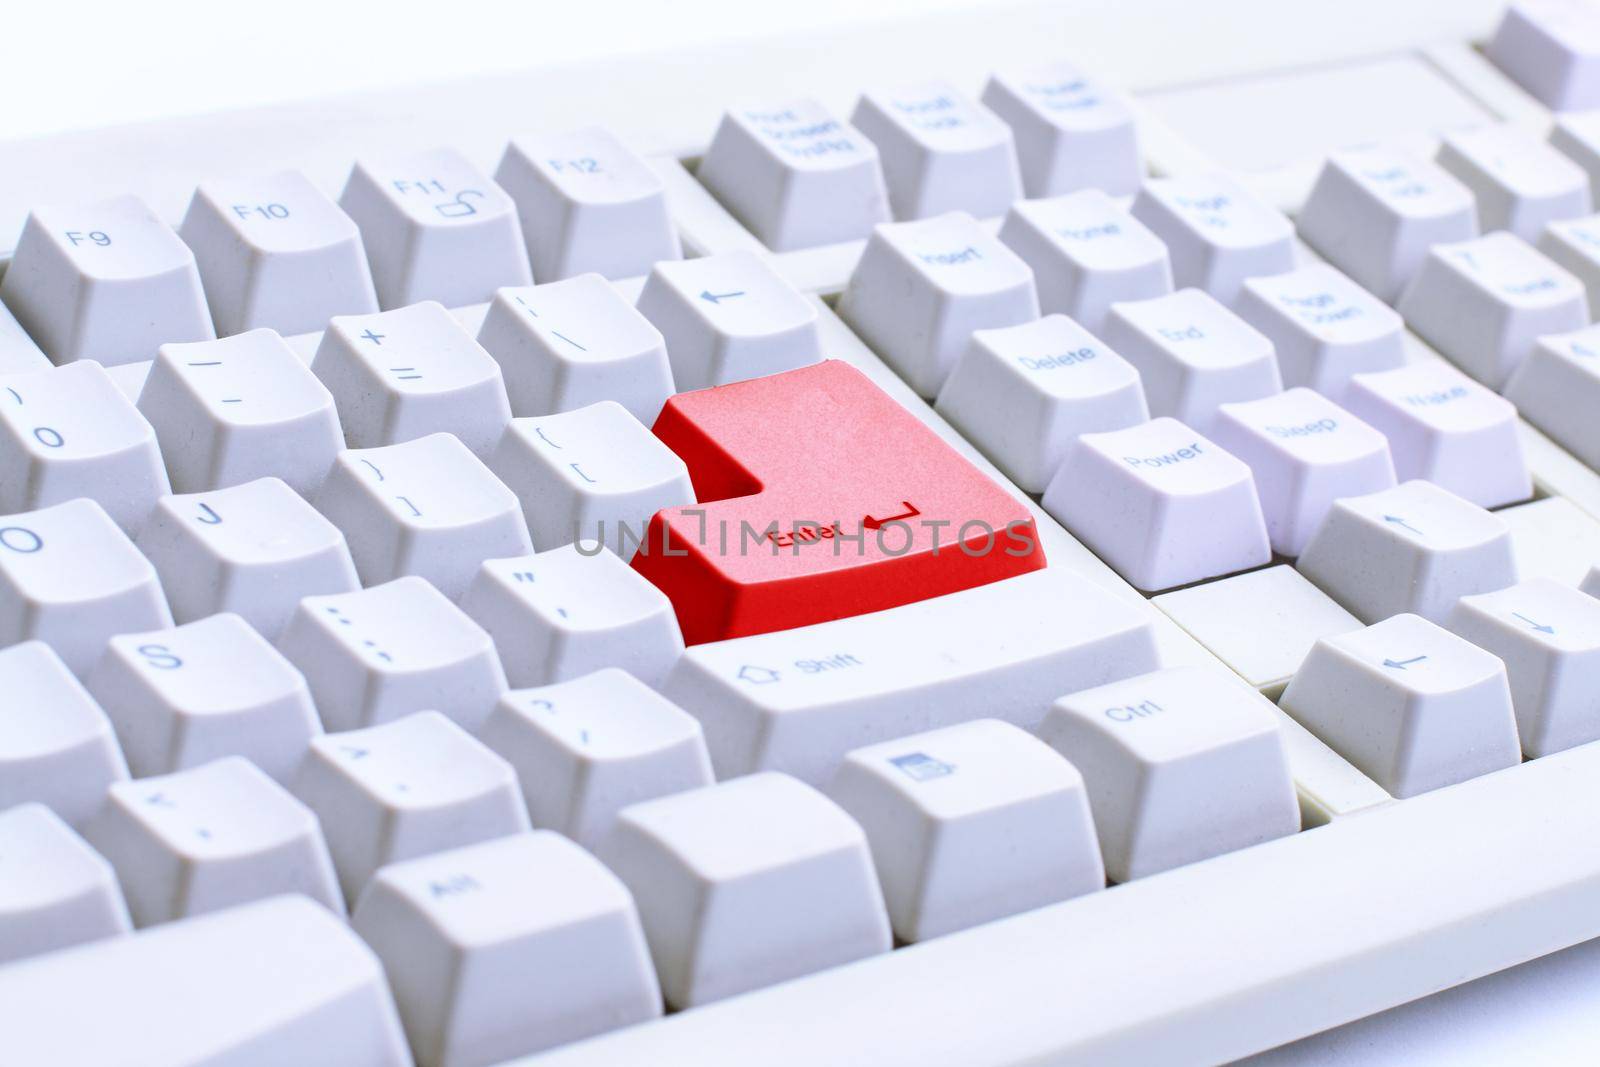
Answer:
[1383, 655, 1428, 670]
[1383, 514, 1424, 536]
[1513, 612, 1556, 634]
[863, 501, 921, 530]
[737, 665, 781, 684]
[700, 289, 745, 305]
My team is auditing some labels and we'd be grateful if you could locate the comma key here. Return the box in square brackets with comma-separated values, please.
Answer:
[631, 359, 1045, 644]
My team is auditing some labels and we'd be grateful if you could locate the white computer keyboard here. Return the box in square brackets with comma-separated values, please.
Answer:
[5, 0, 1600, 1064]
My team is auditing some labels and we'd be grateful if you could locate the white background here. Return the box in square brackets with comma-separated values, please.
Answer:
[0, 0, 981, 142]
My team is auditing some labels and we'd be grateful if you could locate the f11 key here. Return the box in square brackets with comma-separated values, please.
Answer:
[633, 360, 1044, 643]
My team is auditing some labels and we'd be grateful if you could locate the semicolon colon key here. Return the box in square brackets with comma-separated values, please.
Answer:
[630, 359, 1045, 644]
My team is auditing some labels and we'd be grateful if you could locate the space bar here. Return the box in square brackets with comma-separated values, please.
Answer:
[519, 742, 1600, 1066]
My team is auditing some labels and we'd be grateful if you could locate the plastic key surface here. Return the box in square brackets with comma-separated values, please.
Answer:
[631, 359, 1045, 644]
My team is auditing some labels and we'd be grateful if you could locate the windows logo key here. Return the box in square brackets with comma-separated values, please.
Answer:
[889, 752, 956, 782]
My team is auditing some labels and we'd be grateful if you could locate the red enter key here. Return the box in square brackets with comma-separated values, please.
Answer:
[632, 359, 1045, 643]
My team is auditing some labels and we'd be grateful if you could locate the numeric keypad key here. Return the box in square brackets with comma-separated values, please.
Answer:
[1398, 230, 1588, 388]
[1299, 149, 1478, 302]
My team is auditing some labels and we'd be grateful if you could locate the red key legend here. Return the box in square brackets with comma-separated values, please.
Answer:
[633, 360, 1046, 643]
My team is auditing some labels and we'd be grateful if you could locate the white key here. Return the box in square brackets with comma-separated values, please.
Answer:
[598, 772, 889, 1008]
[1486, 0, 1600, 110]
[1536, 211, 1600, 315]
[1280, 614, 1521, 797]
[1210, 389, 1396, 558]
[1343, 362, 1531, 509]
[313, 301, 512, 459]
[1549, 111, 1600, 202]
[488, 402, 693, 558]
[0, 195, 213, 366]
[314, 433, 532, 599]
[494, 127, 681, 282]
[475, 276, 675, 424]
[339, 147, 534, 308]
[1296, 480, 1519, 624]
[837, 212, 1040, 398]
[635, 249, 822, 391]
[0, 361, 171, 534]
[1101, 288, 1282, 433]
[139, 329, 344, 496]
[292, 710, 530, 903]
[1398, 230, 1588, 388]
[0, 804, 130, 964]
[997, 189, 1172, 335]
[1584, 564, 1600, 597]
[179, 169, 379, 336]
[136, 477, 359, 639]
[1298, 148, 1479, 303]
[1042, 417, 1270, 592]
[934, 314, 1149, 493]
[0, 642, 128, 826]
[661, 567, 1158, 785]
[477, 670, 713, 848]
[0, 299, 49, 374]
[828, 719, 1102, 943]
[1449, 578, 1600, 757]
[459, 545, 684, 689]
[1437, 124, 1592, 242]
[1038, 666, 1298, 882]
[696, 98, 890, 251]
[850, 80, 1022, 220]
[980, 63, 1141, 198]
[352, 832, 661, 1067]
[1129, 174, 1295, 306]
[0, 895, 411, 1066]
[1235, 263, 1406, 400]
[0, 498, 172, 676]
[83, 756, 344, 925]
[87, 613, 322, 784]
[1505, 322, 1600, 470]
[277, 576, 507, 734]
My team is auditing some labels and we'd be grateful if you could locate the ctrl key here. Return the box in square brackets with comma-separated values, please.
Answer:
[352, 832, 661, 1067]
[1038, 666, 1298, 883]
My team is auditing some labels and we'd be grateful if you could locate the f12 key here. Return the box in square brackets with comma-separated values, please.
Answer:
[632, 360, 1044, 643]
